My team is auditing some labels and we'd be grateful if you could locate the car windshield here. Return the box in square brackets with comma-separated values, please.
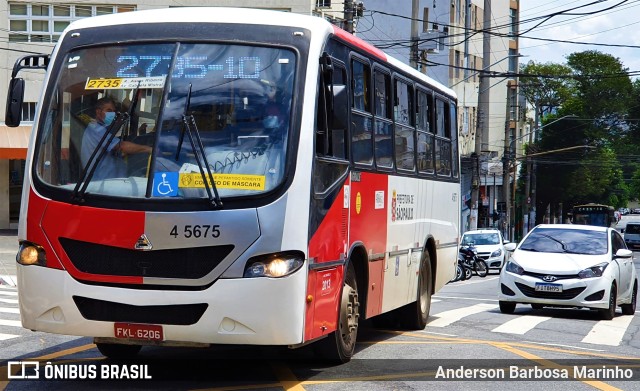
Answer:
[462, 233, 500, 246]
[34, 42, 296, 200]
[519, 228, 607, 255]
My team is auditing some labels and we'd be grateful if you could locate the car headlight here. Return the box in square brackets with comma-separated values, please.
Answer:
[243, 251, 304, 278]
[505, 261, 524, 275]
[16, 241, 47, 266]
[578, 262, 609, 279]
[490, 248, 503, 258]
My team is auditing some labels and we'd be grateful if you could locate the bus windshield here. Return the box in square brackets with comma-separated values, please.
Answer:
[35, 42, 296, 199]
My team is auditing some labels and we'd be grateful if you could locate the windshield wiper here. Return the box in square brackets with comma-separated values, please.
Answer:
[72, 84, 143, 202]
[72, 112, 129, 203]
[537, 233, 578, 253]
[179, 84, 222, 208]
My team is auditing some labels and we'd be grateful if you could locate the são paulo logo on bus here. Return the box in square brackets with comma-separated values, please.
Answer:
[391, 190, 415, 222]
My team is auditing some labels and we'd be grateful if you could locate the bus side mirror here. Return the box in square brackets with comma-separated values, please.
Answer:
[5, 78, 25, 127]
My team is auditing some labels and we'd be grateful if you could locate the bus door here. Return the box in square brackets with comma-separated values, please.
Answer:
[348, 170, 387, 317]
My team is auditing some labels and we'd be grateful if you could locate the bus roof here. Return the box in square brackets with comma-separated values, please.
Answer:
[59, 7, 456, 100]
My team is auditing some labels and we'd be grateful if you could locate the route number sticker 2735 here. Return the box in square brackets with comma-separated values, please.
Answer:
[170, 224, 220, 239]
[85, 76, 166, 90]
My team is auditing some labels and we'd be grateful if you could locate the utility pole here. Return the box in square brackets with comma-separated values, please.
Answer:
[343, 1, 355, 34]
[410, 0, 420, 70]
[527, 102, 540, 232]
[470, 0, 491, 231]
[463, 0, 471, 80]
[502, 83, 513, 240]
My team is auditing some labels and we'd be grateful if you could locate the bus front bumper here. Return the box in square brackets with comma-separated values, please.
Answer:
[16, 264, 307, 346]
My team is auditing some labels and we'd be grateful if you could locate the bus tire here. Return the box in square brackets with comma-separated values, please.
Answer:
[96, 343, 142, 359]
[315, 261, 359, 363]
[400, 252, 432, 329]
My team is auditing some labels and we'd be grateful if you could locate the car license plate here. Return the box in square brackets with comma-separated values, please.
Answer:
[114, 322, 163, 341]
[535, 283, 563, 292]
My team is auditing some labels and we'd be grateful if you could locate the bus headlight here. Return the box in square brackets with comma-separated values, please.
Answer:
[243, 252, 304, 278]
[17, 242, 47, 266]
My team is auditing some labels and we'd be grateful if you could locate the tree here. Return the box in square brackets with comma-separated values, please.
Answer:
[532, 51, 633, 222]
[519, 62, 574, 121]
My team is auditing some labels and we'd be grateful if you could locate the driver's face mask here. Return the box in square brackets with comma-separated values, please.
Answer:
[103, 111, 116, 126]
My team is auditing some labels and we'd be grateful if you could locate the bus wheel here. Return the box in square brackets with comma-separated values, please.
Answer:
[400, 252, 432, 329]
[316, 262, 359, 363]
[96, 343, 142, 359]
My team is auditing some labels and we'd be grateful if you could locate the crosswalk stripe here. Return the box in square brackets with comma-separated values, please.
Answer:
[0, 291, 18, 296]
[581, 315, 635, 346]
[0, 307, 20, 314]
[427, 303, 497, 327]
[0, 285, 16, 291]
[0, 298, 18, 304]
[0, 319, 22, 327]
[492, 315, 552, 334]
[0, 333, 19, 341]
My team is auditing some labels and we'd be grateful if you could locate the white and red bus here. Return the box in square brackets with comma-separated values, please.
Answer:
[6, 7, 459, 362]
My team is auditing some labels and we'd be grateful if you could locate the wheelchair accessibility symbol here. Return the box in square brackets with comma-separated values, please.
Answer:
[153, 172, 178, 197]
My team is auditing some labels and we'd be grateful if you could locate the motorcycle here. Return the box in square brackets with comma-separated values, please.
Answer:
[458, 243, 488, 279]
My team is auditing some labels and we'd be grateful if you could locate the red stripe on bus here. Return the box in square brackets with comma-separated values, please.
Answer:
[332, 25, 387, 62]
[36, 198, 145, 284]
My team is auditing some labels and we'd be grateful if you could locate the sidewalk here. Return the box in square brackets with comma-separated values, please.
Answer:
[0, 229, 18, 287]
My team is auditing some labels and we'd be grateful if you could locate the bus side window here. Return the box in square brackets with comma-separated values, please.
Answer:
[394, 79, 415, 171]
[416, 89, 434, 174]
[316, 58, 348, 160]
[435, 97, 451, 177]
[351, 59, 373, 165]
[374, 69, 392, 168]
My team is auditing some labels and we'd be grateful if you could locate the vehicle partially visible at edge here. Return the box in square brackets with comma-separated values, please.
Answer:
[623, 222, 640, 250]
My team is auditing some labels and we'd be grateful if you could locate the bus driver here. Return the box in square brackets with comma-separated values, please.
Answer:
[81, 96, 152, 180]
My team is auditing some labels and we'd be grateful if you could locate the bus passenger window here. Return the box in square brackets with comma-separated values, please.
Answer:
[416, 90, 434, 174]
[394, 80, 413, 126]
[394, 80, 415, 171]
[350, 59, 372, 165]
[351, 116, 373, 164]
[417, 130, 434, 174]
[395, 126, 416, 171]
[352, 60, 370, 112]
[435, 98, 451, 177]
[374, 70, 392, 168]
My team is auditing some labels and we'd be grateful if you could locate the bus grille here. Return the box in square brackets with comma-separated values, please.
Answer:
[60, 238, 234, 279]
[73, 296, 207, 325]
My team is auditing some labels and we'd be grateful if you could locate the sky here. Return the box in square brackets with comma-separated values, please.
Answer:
[518, 0, 640, 75]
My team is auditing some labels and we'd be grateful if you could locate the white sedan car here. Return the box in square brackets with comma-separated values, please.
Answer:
[499, 224, 638, 320]
[461, 229, 511, 270]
